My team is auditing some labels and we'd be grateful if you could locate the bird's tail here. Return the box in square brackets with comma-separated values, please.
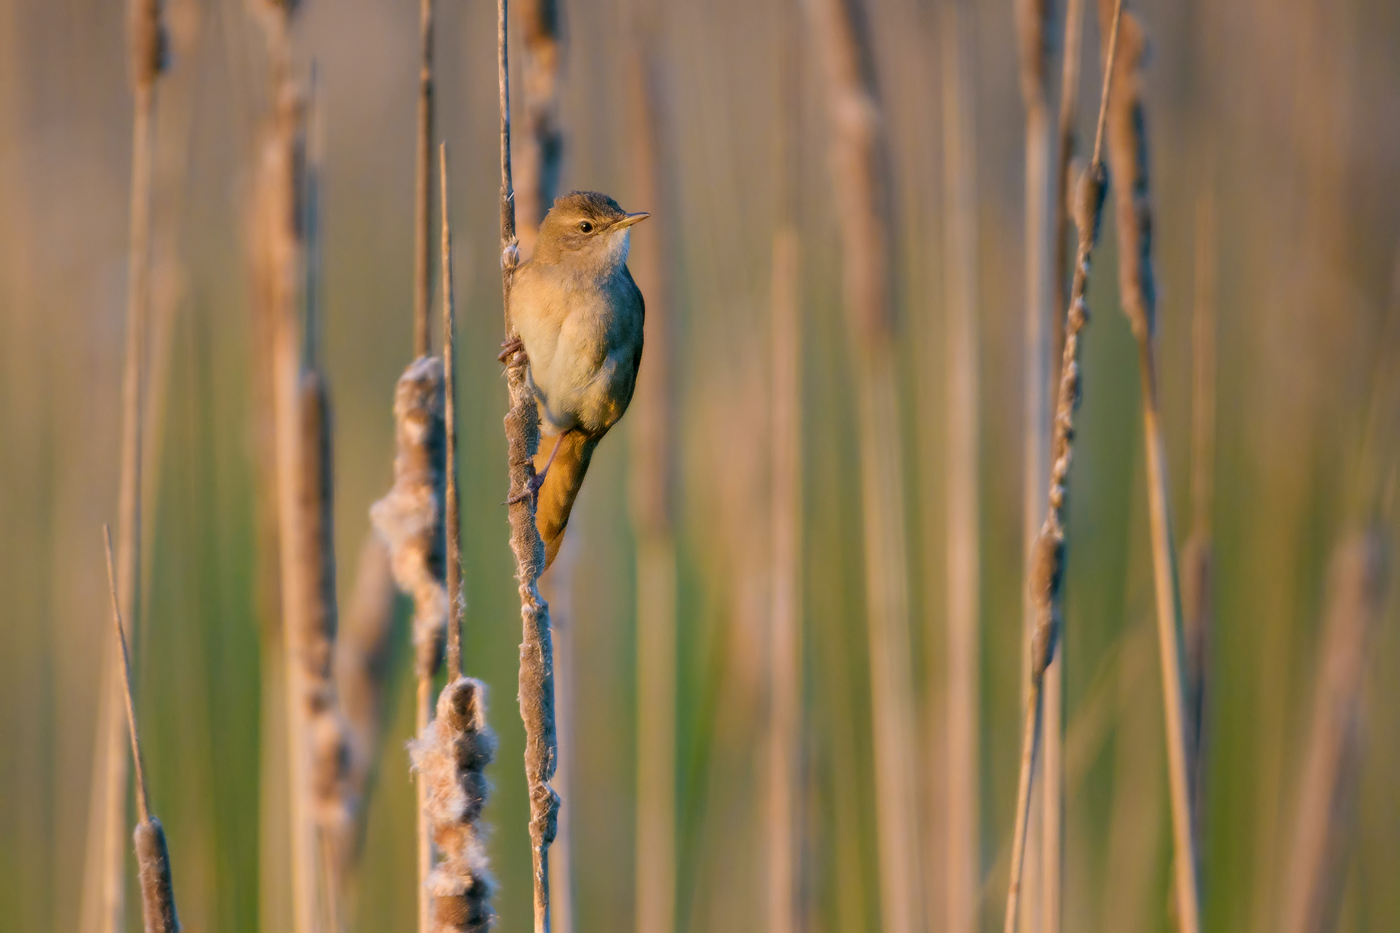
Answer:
[535, 430, 599, 570]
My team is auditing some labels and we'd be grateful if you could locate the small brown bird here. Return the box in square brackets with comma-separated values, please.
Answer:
[504, 191, 649, 568]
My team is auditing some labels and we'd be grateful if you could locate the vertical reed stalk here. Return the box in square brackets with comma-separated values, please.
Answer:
[517, 7, 570, 924]
[441, 142, 462, 684]
[516, 0, 563, 258]
[1182, 190, 1216, 849]
[415, 0, 434, 358]
[808, 1, 922, 930]
[542, 531, 579, 933]
[103, 527, 180, 933]
[332, 534, 397, 877]
[497, 2, 561, 927]
[1096, 4, 1201, 926]
[1004, 6, 1120, 930]
[413, 1, 440, 912]
[1281, 531, 1387, 933]
[625, 27, 678, 933]
[1014, 0, 1057, 926]
[942, 2, 980, 930]
[766, 16, 801, 910]
[1052, 0, 1086, 369]
[82, 6, 166, 932]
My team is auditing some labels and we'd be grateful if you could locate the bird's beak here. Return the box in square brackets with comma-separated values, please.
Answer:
[615, 211, 651, 229]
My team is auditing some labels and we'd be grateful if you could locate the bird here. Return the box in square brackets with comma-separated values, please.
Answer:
[502, 191, 649, 569]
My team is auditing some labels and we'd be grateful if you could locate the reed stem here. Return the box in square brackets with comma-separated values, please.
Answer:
[415, 0, 434, 358]
[1003, 6, 1120, 931]
[1096, 3, 1201, 924]
[498, 2, 560, 928]
[807, 1, 922, 930]
[83, 6, 166, 931]
[104, 527, 180, 933]
[942, 2, 981, 930]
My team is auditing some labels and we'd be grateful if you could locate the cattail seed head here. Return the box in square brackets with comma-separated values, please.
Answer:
[134, 817, 180, 933]
[371, 356, 447, 680]
[412, 677, 498, 932]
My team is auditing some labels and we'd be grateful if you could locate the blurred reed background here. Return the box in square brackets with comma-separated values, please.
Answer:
[2, 0, 1400, 931]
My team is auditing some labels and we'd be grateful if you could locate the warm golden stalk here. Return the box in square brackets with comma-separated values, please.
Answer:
[626, 35, 679, 933]
[441, 143, 463, 683]
[415, 0, 434, 358]
[83, 6, 166, 932]
[516, 0, 563, 258]
[103, 527, 181, 933]
[1004, 6, 1120, 931]
[1282, 531, 1387, 933]
[1096, 3, 1201, 927]
[942, 2, 980, 930]
[497, 3, 561, 929]
[807, 1, 921, 931]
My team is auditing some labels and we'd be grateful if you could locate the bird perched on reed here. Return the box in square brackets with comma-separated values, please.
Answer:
[502, 191, 649, 568]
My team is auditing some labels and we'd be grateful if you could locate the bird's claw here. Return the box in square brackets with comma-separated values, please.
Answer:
[498, 337, 525, 364]
[505, 469, 546, 506]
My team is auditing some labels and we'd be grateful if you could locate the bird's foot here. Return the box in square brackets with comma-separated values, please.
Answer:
[498, 337, 525, 364]
[505, 469, 546, 506]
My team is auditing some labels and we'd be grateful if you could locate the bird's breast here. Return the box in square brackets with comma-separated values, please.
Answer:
[511, 264, 643, 437]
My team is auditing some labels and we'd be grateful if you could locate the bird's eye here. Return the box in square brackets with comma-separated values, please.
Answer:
[578, 220, 594, 233]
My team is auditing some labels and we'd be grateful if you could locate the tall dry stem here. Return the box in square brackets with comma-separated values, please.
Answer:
[807, 1, 922, 931]
[497, 2, 561, 928]
[415, 0, 434, 357]
[1181, 190, 1216, 848]
[1004, 5, 1119, 930]
[1281, 531, 1387, 933]
[103, 527, 180, 933]
[82, 5, 166, 932]
[1014, 0, 1058, 926]
[625, 26, 679, 933]
[516, 0, 564, 258]
[941, 2, 980, 930]
[1096, 3, 1201, 926]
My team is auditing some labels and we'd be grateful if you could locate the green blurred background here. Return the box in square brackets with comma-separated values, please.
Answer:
[2, 0, 1400, 930]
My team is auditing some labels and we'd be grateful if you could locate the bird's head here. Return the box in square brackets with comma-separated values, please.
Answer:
[533, 191, 649, 267]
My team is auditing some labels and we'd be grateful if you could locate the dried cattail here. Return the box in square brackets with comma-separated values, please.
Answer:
[498, 1, 561, 928]
[134, 818, 179, 933]
[411, 678, 498, 932]
[295, 370, 356, 867]
[371, 357, 448, 681]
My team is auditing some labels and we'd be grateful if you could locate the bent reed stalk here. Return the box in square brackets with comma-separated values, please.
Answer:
[103, 527, 180, 933]
[497, 2, 561, 929]
[1097, 2, 1201, 926]
[1004, 3, 1120, 931]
